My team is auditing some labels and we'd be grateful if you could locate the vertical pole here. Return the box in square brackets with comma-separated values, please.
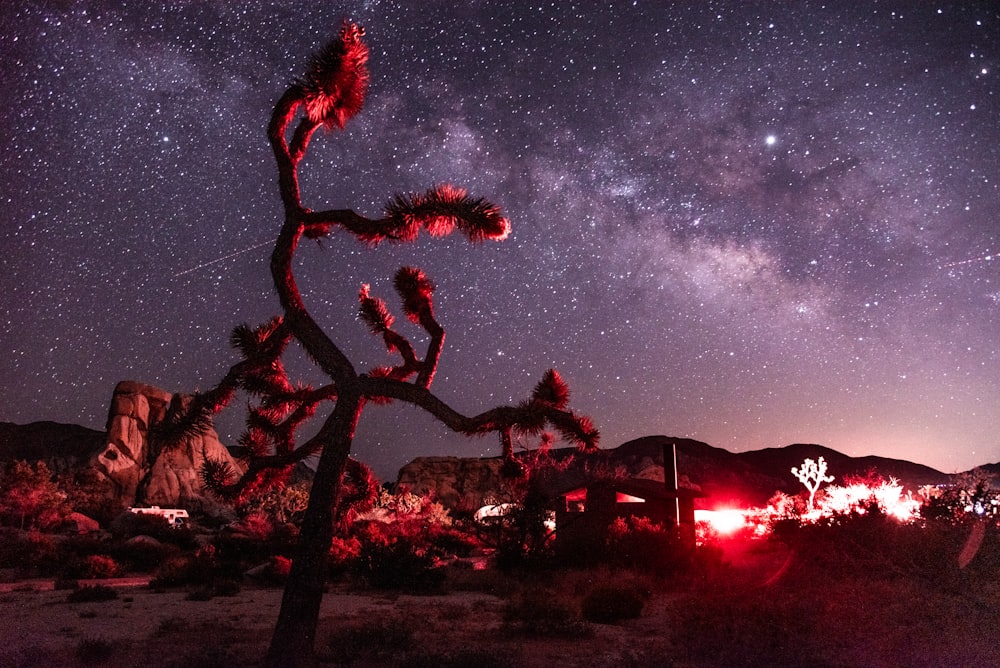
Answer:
[673, 442, 680, 527]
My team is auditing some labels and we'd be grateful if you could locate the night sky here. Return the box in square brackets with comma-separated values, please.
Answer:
[2, 2, 998, 481]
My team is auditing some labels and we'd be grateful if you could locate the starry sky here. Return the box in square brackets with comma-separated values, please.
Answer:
[2, 1, 998, 481]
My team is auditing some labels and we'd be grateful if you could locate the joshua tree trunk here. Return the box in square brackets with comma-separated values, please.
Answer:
[264, 390, 362, 666]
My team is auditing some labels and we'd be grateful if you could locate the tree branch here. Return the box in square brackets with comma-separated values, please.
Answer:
[360, 375, 600, 452]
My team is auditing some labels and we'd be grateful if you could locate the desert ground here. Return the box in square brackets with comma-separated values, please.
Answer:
[2, 538, 999, 668]
[0, 579, 671, 667]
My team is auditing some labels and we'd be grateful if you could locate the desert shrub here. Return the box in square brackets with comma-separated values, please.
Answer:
[239, 482, 311, 526]
[0, 528, 60, 576]
[423, 523, 480, 558]
[185, 586, 214, 601]
[112, 536, 178, 572]
[328, 534, 362, 575]
[435, 601, 471, 621]
[325, 616, 415, 663]
[54, 577, 79, 590]
[83, 554, 119, 578]
[502, 589, 592, 638]
[443, 563, 518, 596]
[401, 647, 510, 668]
[247, 555, 292, 586]
[356, 536, 444, 592]
[603, 516, 695, 574]
[581, 582, 647, 623]
[677, 588, 817, 666]
[67, 585, 119, 602]
[165, 646, 242, 668]
[771, 509, 964, 586]
[210, 519, 299, 575]
[150, 545, 227, 588]
[184, 578, 241, 601]
[75, 637, 114, 664]
[921, 475, 1000, 524]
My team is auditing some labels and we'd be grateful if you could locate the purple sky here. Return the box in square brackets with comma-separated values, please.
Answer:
[2, 1, 998, 480]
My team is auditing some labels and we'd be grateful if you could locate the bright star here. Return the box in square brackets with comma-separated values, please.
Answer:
[765, 135, 777, 146]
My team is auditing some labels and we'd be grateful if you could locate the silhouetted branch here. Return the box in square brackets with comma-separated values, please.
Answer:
[360, 373, 600, 452]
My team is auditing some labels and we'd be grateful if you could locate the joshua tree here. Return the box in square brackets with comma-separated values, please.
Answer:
[792, 456, 835, 511]
[168, 23, 598, 666]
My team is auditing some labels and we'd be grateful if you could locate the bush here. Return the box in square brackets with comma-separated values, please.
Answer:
[184, 578, 241, 601]
[357, 538, 444, 592]
[328, 534, 362, 574]
[112, 537, 178, 573]
[325, 617, 415, 663]
[150, 546, 227, 588]
[603, 516, 694, 574]
[67, 585, 119, 602]
[75, 637, 114, 664]
[502, 589, 592, 638]
[84, 554, 119, 578]
[0, 528, 60, 576]
[401, 647, 510, 668]
[581, 582, 647, 623]
[677, 588, 816, 666]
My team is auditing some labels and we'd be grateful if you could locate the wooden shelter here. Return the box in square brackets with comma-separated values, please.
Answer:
[554, 442, 703, 555]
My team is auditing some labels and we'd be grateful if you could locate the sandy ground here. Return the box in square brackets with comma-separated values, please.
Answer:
[0, 580, 668, 667]
[4, 541, 998, 667]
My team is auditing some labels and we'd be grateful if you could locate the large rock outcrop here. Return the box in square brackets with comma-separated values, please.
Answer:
[92, 380, 244, 510]
[396, 456, 506, 512]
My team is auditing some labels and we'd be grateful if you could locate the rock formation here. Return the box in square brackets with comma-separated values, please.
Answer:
[396, 456, 506, 512]
[92, 380, 244, 510]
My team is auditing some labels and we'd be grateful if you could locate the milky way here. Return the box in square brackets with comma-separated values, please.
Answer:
[2, 1, 998, 479]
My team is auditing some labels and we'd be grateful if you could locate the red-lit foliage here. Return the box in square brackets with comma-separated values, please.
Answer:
[0, 460, 70, 531]
[164, 22, 598, 665]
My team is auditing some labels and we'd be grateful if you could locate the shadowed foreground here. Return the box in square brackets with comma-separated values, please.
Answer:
[1, 540, 998, 668]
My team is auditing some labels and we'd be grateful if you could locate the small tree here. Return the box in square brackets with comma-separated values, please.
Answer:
[166, 23, 598, 666]
[0, 460, 69, 530]
[791, 456, 834, 511]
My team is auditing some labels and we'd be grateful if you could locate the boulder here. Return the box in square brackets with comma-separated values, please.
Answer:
[91, 381, 245, 511]
[396, 456, 505, 512]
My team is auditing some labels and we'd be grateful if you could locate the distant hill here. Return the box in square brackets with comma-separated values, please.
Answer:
[622, 436, 955, 507]
[399, 435, 967, 510]
[0, 421, 105, 473]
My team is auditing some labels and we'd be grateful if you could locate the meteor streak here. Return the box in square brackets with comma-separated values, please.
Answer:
[173, 238, 275, 277]
[939, 253, 995, 270]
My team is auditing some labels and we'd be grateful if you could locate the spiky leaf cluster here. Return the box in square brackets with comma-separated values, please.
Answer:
[358, 284, 395, 336]
[393, 267, 435, 324]
[383, 184, 510, 244]
[199, 457, 236, 497]
[531, 369, 571, 410]
[549, 411, 600, 451]
[297, 22, 369, 130]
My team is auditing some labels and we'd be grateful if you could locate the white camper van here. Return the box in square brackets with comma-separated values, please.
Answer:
[127, 506, 190, 527]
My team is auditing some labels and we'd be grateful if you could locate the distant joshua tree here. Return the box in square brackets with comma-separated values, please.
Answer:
[792, 456, 835, 511]
[166, 23, 598, 666]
